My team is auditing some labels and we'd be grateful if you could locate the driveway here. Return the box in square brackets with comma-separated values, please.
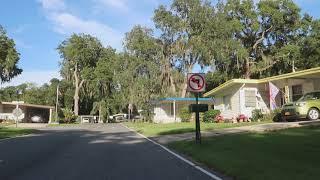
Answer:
[0, 124, 216, 180]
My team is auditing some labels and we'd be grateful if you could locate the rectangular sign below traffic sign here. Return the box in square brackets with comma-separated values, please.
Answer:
[189, 104, 208, 113]
[187, 73, 206, 92]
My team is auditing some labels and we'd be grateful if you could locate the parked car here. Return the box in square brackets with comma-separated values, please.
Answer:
[282, 91, 320, 121]
[31, 115, 43, 123]
[109, 113, 128, 122]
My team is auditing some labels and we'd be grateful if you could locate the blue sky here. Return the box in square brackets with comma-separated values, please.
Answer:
[0, 0, 319, 87]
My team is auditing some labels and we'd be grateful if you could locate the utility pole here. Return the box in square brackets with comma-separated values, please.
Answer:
[55, 84, 59, 123]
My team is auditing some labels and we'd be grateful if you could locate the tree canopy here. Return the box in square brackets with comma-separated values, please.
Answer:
[0, 26, 22, 83]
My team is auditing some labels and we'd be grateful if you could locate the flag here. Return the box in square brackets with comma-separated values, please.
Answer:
[269, 82, 279, 110]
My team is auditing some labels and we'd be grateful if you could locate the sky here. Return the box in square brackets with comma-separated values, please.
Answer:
[0, 0, 319, 87]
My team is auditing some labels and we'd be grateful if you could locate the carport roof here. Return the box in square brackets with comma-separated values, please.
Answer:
[1, 102, 55, 109]
[204, 67, 320, 97]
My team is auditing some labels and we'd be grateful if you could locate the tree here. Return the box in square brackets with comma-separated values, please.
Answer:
[0, 25, 22, 83]
[154, 0, 214, 97]
[123, 26, 163, 114]
[90, 47, 118, 119]
[210, 0, 304, 79]
[299, 19, 320, 69]
[124, 25, 182, 96]
[57, 34, 104, 115]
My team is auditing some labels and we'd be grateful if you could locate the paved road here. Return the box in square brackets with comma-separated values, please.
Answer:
[0, 124, 214, 180]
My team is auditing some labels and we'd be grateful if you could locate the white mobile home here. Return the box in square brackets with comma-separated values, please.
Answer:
[152, 97, 214, 123]
[204, 67, 320, 119]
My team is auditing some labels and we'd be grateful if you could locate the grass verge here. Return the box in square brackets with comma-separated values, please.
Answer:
[0, 127, 35, 139]
[169, 126, 320, 180]
[124, 121, 270, 137]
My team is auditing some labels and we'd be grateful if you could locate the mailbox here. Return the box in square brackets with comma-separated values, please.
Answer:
[189, 104, 208, 113]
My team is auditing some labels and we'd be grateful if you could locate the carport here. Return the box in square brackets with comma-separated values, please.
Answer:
[0, 102, 54, 123]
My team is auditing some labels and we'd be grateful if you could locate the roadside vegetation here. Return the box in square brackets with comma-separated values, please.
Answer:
[124, 121, 269, 137]
[169, 126, 320, 180]
[0, 127, 35, 139]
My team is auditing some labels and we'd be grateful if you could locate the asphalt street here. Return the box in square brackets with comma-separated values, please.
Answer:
[0, 123, 214, 180]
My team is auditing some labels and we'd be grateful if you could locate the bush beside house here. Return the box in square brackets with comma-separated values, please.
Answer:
[179, 107, 192, 122]
[251, 109, 282, 122]
[203, 109, 221, 123]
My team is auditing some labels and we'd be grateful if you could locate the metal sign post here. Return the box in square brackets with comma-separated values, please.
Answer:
[187, 73, 206, 144]
[195, 92, 201, 144]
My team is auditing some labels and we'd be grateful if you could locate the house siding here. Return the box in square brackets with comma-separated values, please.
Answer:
[314, 79, 320, 91]
[153, 100, 214, 123]
[212, 80, 318, 119]
[153, 104, 181, 123]
[213, 85, 241, 119]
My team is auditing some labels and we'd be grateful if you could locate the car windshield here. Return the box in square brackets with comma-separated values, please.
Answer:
[298, 92, 320, 101]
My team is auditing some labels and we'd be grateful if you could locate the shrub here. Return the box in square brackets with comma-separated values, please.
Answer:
[251, 108, 282, 122]
[61, 108, 77, 123]
[251, 109, 263, 121]
[268, 109, 282, 122]
[179, 107, 192, 122]
[203, 109, 221, 123]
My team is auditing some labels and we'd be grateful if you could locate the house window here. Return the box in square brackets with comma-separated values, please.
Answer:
[292, 85, 303, 101]
[245, 90, 256, 107]
[223, 95, 231, 110]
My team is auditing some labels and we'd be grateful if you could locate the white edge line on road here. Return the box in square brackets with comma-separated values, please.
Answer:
[121, 123, 223, 180]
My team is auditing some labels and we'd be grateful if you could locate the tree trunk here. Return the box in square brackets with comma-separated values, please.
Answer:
[169, 75, 176, 95]
[73, 64, 84, 116]
[181, 83, 188, 98]
[244, 58, 251, 79]
[99, 104, 102, 123]
[74, 81, 80, 116]
[180, 64, 193, 98]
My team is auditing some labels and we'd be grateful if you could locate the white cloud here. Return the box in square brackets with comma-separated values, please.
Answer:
[38, 0, 123, 50]
[0, 70, 61, 88]
[95, 0, 129, 11]
[50, 12, 123, 49]
[38, 0, 66, 11]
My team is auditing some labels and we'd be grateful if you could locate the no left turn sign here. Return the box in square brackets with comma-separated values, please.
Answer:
[187, 73, 206, 92]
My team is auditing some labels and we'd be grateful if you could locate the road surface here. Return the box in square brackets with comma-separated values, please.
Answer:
[0, 123, 214, 180]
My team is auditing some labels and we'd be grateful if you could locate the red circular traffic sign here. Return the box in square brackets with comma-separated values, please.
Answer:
[188, 74, 205, 91]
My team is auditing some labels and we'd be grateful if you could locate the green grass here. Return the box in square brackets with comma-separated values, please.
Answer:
[169, 126, 320, 180]
[124, 121, 270, 136]
[0, 127, 35, 139]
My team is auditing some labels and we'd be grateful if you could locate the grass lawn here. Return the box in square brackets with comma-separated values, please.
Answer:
[0, 127, 35, 139]
[124, 121, 269, 136]
[169, 126, 320, 180]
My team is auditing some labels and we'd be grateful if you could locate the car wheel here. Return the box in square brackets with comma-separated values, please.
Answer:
[307, 108, 320, 120]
